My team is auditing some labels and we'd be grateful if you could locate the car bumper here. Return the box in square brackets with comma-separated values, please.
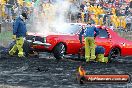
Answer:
[32, 41, 51, 48]
[27, 40, 52, 49]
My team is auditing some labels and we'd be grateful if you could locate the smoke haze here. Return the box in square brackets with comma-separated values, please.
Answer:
[30, 0, 79, 34]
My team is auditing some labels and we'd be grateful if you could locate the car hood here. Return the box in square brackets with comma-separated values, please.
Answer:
[28, 32, 73, 37]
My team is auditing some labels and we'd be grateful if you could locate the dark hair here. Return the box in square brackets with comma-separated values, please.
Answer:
[87, 22, 91, 25]
[21, 13, 28, 19]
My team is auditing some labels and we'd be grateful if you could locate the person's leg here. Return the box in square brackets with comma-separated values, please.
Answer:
[16, 37, 24, 57]
[9, 41, 17, 55]
[95, 46, 108, 62]
[96, 54, 108, 63]
[85, 37, 90, 62]
[89, 37, 96, 60]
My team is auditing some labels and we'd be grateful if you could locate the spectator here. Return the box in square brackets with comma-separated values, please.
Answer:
[80, 1, 85, 10]
[77, 9, 82, 22]
[108, 0, 114, 4]
[69, 1, 79, 22]
[126, 14, 132, 31]
[125, 4, 129, 15]
[130, 1, 132, 8]
[84, 1, 89, 22]
[22, 2, 29, 14]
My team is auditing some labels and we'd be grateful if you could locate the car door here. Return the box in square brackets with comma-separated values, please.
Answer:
[69, 28, 84, 54]
[95, 29, 113, 56]
[65, 24, 83, 54]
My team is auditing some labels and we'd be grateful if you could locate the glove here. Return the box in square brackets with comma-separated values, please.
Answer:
[12, 35, 16, 40]
[26, 32, 28, 35]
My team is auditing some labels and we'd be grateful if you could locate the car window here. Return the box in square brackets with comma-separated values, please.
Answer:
[98, 29, 109, 38]
[68, 24, 81, 34]
[53, 24, 81, 34]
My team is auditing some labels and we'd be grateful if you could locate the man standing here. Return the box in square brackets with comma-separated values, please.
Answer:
[79, 23, 99, 62]
[9, 13, 28, 57]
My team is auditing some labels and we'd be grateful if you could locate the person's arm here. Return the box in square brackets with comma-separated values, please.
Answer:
[13, 20, 19, 35]
[79, 27, 84, 44]
[94, 27, 99, 38]
[25, 24, 28, 35]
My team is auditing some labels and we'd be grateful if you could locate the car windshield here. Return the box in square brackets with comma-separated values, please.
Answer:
[52, 24, 81, 34]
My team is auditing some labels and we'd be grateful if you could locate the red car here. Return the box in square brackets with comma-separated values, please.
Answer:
[26, 23, 132, 61]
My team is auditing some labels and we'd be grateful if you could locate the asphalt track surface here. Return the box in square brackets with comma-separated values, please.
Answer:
[0, 51, 132, 88]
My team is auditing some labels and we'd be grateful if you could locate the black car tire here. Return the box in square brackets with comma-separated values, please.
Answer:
[23, 40, 32, 57]
[108, 48, 121, 62]
[8, 41, 18, 55]
[53, 43, 66, 60]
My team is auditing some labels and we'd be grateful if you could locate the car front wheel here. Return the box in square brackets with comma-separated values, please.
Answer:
[108, 48, 121, 62]
[53, 43, 66, 60]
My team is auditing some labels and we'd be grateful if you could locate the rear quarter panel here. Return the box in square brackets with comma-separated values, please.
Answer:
[108, 29, 132, 57]
[120, 40, 132, 56]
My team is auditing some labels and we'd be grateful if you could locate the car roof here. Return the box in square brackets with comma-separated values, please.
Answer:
[70, 23, 87, 26]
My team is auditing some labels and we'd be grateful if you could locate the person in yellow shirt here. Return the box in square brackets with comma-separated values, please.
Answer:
[111, 15, 119, 28]
[111, 8, 116, 15]
[99, 17, 103, 26]
[121, 17, 126, 29]
[81, 10, 85, 23]
[93, 16, 99, 25]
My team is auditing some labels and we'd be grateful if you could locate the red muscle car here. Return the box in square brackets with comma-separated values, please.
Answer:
[26, 23, 132, 61]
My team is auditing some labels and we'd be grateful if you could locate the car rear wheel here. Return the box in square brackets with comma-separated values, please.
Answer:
[53, 43, 66, 60]
[108, 48, 121, 62]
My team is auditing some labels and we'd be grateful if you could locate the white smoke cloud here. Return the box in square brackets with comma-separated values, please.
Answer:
[31, 0, 70, 33]
[30, 0, 79, 34]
